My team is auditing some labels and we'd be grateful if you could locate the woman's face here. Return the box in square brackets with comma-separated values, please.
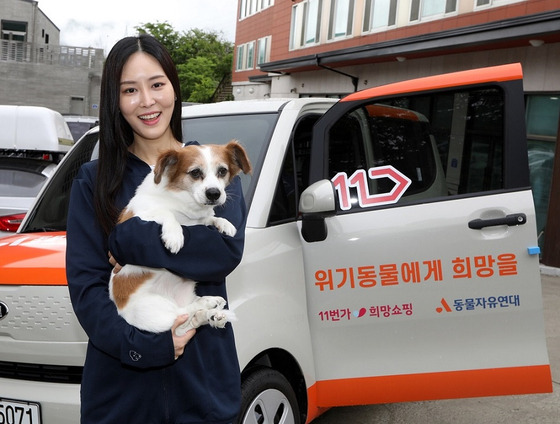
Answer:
[119, 52, 176, 144]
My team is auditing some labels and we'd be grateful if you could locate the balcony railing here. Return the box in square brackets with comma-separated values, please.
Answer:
[0, 40, 103, 69]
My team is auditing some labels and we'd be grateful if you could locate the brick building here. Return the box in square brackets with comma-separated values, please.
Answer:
[233, 0, 560, 266]
[0, 0, 103, 117]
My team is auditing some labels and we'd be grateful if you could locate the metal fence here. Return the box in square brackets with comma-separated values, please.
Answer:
[0, 40, 103, 69]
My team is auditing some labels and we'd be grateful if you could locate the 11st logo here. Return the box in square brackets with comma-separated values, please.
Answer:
[332, 165, 412, 210]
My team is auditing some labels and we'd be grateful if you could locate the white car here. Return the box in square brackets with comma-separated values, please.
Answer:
[0, 64, 551, 424]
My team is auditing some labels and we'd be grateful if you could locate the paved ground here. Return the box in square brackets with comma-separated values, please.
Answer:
[313, 273, 559, 424]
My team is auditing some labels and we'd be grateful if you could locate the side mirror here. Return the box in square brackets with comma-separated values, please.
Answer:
[299, 180, 336, 242]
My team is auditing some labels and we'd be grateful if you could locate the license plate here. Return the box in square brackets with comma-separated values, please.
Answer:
[0, 399, 41, 424]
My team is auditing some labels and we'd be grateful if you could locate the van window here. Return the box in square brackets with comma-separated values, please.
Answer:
[327, 87, 506, 212]
[22, 132, 99, 233]
[268, 114, 322, 225]
[328, 105, 440, 199]
[182, 112, 278, 203]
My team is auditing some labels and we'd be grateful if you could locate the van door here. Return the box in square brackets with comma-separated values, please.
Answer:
[300, 64, 552, 408]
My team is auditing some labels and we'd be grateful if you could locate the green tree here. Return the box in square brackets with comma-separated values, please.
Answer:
[136, 22, 233, 103]
[135, 22, 181, 55]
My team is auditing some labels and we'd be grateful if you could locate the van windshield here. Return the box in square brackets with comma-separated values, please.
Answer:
[21, 112, 279, 233]
[21, 131, 99, 233]
[182, 112, 278, 203]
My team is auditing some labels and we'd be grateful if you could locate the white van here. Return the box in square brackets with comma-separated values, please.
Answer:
[0, 64, 552, 424]
[0, 105, 73, 156]
[0, 106, 73, 236]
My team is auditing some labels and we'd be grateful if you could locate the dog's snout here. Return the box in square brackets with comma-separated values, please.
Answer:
[206, 188, 221, 202]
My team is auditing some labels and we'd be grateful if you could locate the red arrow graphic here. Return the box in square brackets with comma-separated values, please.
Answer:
[332, 166, 412, 210]
[349, 166, 411, 207]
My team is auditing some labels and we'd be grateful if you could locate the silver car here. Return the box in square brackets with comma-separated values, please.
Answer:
[0, 157, 57, 236]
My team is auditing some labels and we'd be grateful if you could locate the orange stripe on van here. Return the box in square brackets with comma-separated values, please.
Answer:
[0, 232, 67, 286]
[342, 63, 523, 103]
[305, 364, 551, 423]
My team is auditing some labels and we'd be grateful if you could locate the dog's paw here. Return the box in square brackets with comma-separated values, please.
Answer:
[161, 224, 184, 254]
[212, 217, 237, 237]
[198, 296, 226, 310]
[208, 309, 236, 329]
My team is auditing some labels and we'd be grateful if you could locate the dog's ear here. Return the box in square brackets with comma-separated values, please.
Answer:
[153, 150, 179, 184]
[226, 140, 252, 177]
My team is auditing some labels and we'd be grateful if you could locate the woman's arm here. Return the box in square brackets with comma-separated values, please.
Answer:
[66, 163, 176, 368]
[107, 176, 247, 282]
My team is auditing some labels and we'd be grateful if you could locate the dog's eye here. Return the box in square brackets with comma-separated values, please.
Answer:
[189, 169, 203, 179]
[217, 167, 228, 178]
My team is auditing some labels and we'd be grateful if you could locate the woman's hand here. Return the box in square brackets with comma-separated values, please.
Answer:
[172, 314, 196, 360]
[108, 251, 122, 273]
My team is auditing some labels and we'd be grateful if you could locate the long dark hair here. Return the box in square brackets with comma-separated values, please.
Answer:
[95, 34, 183, 236]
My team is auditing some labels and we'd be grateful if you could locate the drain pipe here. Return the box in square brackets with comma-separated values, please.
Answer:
[315, 55, 359, 92]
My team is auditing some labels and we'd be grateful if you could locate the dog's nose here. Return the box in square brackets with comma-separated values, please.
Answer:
[206, 188, 221, 202]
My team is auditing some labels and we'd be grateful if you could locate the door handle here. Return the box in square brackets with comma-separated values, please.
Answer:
[468, 213, 527, 230]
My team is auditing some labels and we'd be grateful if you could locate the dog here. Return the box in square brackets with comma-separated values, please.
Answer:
[109, 140, 252, 336]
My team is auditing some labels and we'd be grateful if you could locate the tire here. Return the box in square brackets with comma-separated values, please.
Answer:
[237, 367, 301, 424]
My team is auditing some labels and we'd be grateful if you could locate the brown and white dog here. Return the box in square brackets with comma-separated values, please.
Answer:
[109, 140, 252, 336]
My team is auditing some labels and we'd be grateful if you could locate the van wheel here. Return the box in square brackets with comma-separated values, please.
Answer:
[237, 367, 301, 424]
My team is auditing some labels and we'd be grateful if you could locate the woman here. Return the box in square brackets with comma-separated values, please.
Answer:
[66, 35, 244, 424]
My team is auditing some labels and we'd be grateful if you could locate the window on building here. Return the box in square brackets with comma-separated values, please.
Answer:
[1, 21, 27, 42]
[305, 0, 322, 45]
[363, 0, 398, 33]
[236, 45, 245, 71]
[246, 41, 255, 70]
[291, 0, 322, 49]
[239, 0, 275, 19]
[257, 36, 271, 67]
[329, 0, 355, 40]
[240, 0, 254, 19]
[474, 0, 524, 9]
[236, 42, 256, 71]
[410, 0, 457, 22]
[290, 5, 300, 49]
[1, 21, 27, 61]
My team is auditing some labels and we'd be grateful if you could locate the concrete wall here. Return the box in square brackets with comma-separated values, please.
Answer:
[0, 0, 102, 116]
[0, 59, 101, 115]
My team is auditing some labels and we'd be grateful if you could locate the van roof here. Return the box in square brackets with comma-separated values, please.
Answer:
[180, 97, 338, 118]
[0, 105, 74, 152]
